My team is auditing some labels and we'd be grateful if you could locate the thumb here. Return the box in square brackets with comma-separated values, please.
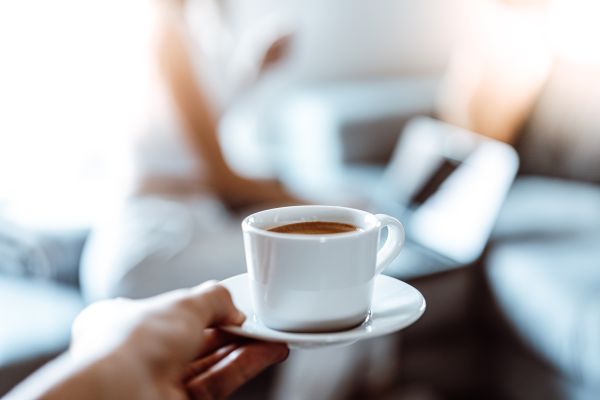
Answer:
[184, 281, 246, 328]
[142, 281, 245, 364]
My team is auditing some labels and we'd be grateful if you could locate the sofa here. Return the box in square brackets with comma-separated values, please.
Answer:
[476, 58, 600, 399]
[395, 59, 600, 399]
[0, 228, 86, 395]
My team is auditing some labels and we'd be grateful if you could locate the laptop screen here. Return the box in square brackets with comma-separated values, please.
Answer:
[374, 117, 519, 264]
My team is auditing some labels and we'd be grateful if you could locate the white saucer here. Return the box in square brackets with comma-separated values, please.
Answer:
[220, 273, 426, 349]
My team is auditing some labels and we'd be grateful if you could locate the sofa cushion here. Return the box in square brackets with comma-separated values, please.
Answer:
[491, 176, 600, 240]
[486, 177, 600, 388]
[0, 218, 87, 287]
[0, 275, 84, 367]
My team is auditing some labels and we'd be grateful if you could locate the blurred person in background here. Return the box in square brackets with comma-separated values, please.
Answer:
[80, 0, 300, 301]
[437, 0, 553, 143]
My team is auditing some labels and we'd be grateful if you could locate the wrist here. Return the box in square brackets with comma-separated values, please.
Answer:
[80, 348, 154, 399]
[5, 352, 119, 400]
[56, 352, 128, 400]
[48, 350, 145, 400]
[208, 165, 241, 193]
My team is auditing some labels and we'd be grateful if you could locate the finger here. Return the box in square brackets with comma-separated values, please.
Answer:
[186, 342, 289, 400]
[194, 329, 241, 359]
[181, 282, 246, 328]
[182, 329, 246, 382]
[136, 283, 245, 365]
[182, 344, 239, 382]
[157, 282, 244, 335]
[260, 34, 292, 71]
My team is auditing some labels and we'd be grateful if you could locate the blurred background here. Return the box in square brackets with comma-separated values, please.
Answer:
[1, 0, 600, 399]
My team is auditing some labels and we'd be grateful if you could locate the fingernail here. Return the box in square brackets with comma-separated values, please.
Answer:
[235, 310, 246, 325]
[275, 344, 290, 363]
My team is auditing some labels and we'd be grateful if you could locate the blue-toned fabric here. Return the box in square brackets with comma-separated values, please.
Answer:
[0, 219, 86, 287]
[487, 177, 600, 388]
[0, 276, 83, 366]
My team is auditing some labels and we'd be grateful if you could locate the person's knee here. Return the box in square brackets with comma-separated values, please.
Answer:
[81, 230, 194, 301]
[80, 197, 245, 302]
[81, 232, 231, 301]
[80, 218, 180, 301]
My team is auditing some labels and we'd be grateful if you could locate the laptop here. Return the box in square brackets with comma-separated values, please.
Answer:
[372, 117, 519, 278]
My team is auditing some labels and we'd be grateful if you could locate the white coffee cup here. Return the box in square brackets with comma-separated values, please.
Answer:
[242, 205, 405, 332]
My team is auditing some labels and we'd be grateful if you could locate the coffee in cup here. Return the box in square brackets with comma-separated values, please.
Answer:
[268, 221, 359, 235]
[242, 205, 405, 332]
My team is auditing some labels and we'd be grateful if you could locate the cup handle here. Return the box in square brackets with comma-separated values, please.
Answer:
[375, 214, 405, 275]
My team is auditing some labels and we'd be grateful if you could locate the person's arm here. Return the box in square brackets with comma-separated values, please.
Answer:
[156, 3, 230, 185]
[5, 282, 288, 400]
[155, 2, 299, 210]
[436, 1, 553, 143]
